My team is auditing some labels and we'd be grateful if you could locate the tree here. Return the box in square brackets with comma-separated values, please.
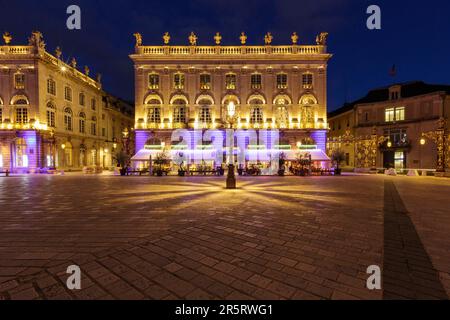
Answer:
[331, 149, 346, 174]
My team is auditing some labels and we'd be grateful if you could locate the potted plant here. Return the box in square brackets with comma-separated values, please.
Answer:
[278, 153, 286, 176]
[113, 151, 130, 176]
[154, 151, 171, 176]
[331, 149, 346, 176]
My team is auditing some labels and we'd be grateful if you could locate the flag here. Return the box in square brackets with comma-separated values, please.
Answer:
[389, 64, 397, 77]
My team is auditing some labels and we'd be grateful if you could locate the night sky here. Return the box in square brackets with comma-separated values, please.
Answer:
[2, 0, 449, 111]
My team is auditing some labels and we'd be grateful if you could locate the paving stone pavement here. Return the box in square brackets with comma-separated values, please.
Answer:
[0, 174, 448, 300]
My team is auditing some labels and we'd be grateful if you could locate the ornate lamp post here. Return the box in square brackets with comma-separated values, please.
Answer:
[226, 101, 237, 189]
[421, 117, 448, 175]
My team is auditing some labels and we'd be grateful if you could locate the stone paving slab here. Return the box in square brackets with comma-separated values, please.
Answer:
[0, 175, 448, 300]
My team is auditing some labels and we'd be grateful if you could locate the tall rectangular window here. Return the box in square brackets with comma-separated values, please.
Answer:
[385, 108, 395, 122]
[64, 86, 72, 101]
[47, 110, 55, 128]
[395, 107, 405, 121]
[173, 107, 186, 123]
[79, 119, 85, 134]
[225, 74, 236, 90]
[91, 123, 97, 136]
[14, 73, 25, 89]
[47, 79, 56, 95]
[91, 99, 96, 111]
[199, 107, 212, 123]
[250, 107, 263, 124]
[16, 108, 28, 124]
[149, 74, 160, 89]
[79, 93, 85, 106]
[200, 74, 211, 90]
[302, 73, 313, 89]
[174, 73, 185, 90]
[276, 74, 288, 89]
[251, 74, 262, 89]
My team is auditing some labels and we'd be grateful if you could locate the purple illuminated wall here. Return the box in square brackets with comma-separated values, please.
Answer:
[310, 130, 327, 152]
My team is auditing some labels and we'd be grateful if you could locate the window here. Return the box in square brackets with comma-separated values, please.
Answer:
[251, 74, 262, 89]
[91, 98, 96, 111]
[225, 74, 236, 90]
[200, 74, 211, 90]
[91, 117, 97, 136]
[14, 73, 25, 89]
[173, 99, 187, 123]
[149, 74, 160, 89]
[385, 107, 405, 122]
[46, 103, 56, 128]
[394, 152, 405, 169]
[147, 107, 161, 124]
[79, 93, 85, 106]
[391, 91, 400, 100]
[384, 128, 408, 147]
[47, 78, 56, 95]
[15, 108, 28, 124]
[276, 106, 289, 128]
[276, 74, 288, 89]
[102, 128, 106, 137]
[64, 86, 72, 102]
[199, 106, 212, 123]
[250, 107, 263, 124]
[64, 108, 73, 131]
[302, 73, 313, 89]
[365, 112, 369, 122]
[79, 113, 86, 134]
[174, 73, 185, 90]
[395, 107, 405, 121]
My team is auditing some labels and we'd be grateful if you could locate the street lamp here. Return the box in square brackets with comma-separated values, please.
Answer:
[61, 143, 66, 169]
[226, 101, 237, 189]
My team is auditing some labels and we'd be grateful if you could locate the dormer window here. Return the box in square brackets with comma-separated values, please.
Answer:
[389, 86, 401, 100]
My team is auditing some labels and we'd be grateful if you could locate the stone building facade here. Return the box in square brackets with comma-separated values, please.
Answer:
[0, 32, 134, 173]
[129, 32, 332, 168]
[328, 81, 450, 173]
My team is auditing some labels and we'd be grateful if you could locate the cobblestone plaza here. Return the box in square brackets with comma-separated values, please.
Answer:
[0, 175, 449, 300]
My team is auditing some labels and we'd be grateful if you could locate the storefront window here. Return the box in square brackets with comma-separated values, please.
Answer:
[15, 138, 27, 168]
[394, 152, 405, 169]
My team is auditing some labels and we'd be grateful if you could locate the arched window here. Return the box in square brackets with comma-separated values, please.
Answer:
[299, 94, 318, 128]
[79, 112, 86, 134]
[91, 116, 97, 136]
[146, 99, 161, 125]
[47, 78, 56, 95]
[46, 102, 56, 128]
[64, 108, 73, 131]
[275, 98, 289, 129]
[198, 99, 212, 123]
[12, 95, 29, 125]
[172, 99, 187, 124]
[249, 98, 264, 124]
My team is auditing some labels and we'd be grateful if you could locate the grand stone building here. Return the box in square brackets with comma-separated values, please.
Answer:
[0, 32, 134, 173]
[129, 32, 332, 169]
[328, 81, 450, 174]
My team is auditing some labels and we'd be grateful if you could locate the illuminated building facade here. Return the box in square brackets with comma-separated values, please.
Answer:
[129, 32, 332, 168]
[328, 82, 450, 173]
[0, 32, 134, 173]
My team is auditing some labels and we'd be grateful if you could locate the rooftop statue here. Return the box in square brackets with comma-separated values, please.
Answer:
[264, 32, 273, 45]
[71, 58, 77, 68]
[28, 31, 46, 49]
[316, 32, 329, 46]
[214, 32, 222, 45]
[189, 32, 198, 46]
[3, 32, 12, 45]
[55, 46, 62, 59]
[240, 32, 247, 45]
[84, 66, 90, 76]
[163, 32, 171, 45]
[133, 33, 142, 47]
[291, 32, 299, 45]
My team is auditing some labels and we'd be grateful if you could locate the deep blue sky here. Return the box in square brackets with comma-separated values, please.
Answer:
[1, 0, 449, 111]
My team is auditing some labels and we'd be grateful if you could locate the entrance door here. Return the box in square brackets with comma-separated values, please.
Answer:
[383, 151, 395, 169]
